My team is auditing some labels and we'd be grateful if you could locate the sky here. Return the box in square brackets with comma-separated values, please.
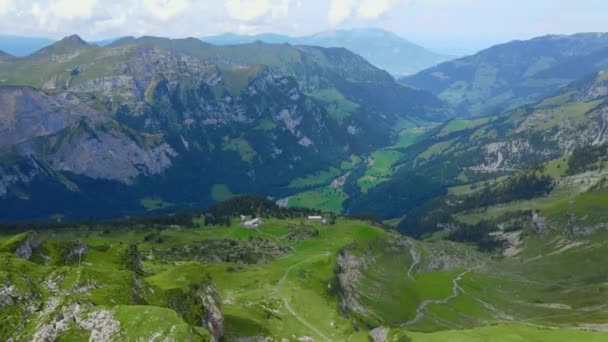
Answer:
[0, 0, 607, 54]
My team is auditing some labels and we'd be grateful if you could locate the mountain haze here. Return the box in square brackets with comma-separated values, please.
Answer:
[0, 35, 55, 57]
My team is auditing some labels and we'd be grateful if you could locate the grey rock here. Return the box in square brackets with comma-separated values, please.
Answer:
[369, 326, 389, 342]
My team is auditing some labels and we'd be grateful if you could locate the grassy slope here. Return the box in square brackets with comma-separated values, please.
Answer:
[207, 219, 383, 340]
[396, 324, 608, 341]
[139, 197, 174, 211]
[286, 124, 431, 213]
[222, 137, 257, 164]
[287, 186, 348, 213]
[437, 117, 491, 137]
[358, 150, 404, 193]
[401, 149, 608, 335]
[286, 155, 360, 212]
[310, 88, 359, 123]
[1, 212, 608, 340]
[288, 167, 343, 189]
[211, 184, 235, 202]
[0, 219, 385, 341]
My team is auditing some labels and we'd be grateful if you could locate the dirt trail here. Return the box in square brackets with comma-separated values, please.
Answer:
[405, 239, 420, 281]
[275, 253, 332, 342]
[253, 227, 295, 252]
[401, 268, 472, 327]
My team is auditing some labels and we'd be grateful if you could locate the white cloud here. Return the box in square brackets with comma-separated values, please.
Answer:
[51, 0, 97, 19]
[142, 0, 190, 21]
[328, 0, 354, 25]
[357, 0, 395, 19]
[225, 0, 271, 21]
[92, 13, 127, 34]
[223, 0, 290, 21]
[0, 0, 602, 47]
[30, 0, 98, 29]
[0, 0, 14, 15]
[271, 0, 290, 19]
[31, 2, 49, 27]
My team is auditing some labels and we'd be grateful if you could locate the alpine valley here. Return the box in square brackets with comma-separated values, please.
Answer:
[2, 30, 608, 342]
[0, 34, 446, 220]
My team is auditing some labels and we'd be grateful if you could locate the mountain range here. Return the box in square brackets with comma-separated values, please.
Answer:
[3, 32, 608, 224]
[0, 29, 451, 77]
[3, 28, 608, 341]
[268, 33, 608, 223]
[202, 28, 452, 76]
[0, 34, 446, 220]
[402, 32, 608, 117]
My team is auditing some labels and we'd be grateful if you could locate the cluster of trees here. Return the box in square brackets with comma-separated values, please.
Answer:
[0, 210, 199, 234]
[106, 211, 198, 228]
[397, 197, 453, 238]
[345, 213, 385, 227]
[0, 195, 335, 233]
[345, 171, 446, 220]
[463, 173, 553, 210]
[447, 222, 507, 252]
[398, 171, 549, 242]
[568, 145, 608, 175]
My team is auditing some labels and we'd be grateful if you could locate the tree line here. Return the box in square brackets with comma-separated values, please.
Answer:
[0, 195, 326, 232]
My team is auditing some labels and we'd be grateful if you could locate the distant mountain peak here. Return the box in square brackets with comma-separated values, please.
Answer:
[63, 34, 88, 45]
[108, 35, 213, 52]
[31, 34, 91, 58]
[0, 50, 13, 60]
[108, 36, 136, 46]
[201, 28, 450, 76]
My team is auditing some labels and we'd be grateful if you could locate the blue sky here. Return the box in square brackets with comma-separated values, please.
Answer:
[0, 0, 607, 54]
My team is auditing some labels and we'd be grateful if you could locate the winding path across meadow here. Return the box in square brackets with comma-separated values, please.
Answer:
[401, 268, 473, 327]
[275, 253, 332, 342]
[405, 239, 420, 281]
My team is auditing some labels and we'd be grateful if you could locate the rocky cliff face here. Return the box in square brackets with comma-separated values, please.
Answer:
[0, 85, 178, 193]
[335, 245, 375, 321]
[200, 282, 224, 341]
[165, 279, 224, 341]
[47, 127, 177, 183]
[395, 70, 608, 181]
[473, 73, 608, 171]
[0, 87, 107, 149]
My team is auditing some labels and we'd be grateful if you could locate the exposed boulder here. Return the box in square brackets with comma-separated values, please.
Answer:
[0, 284, 19, 309]
[32, 303, 120, 342]
[369, 326, 389, 342]
[120, 243, 144, 275]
